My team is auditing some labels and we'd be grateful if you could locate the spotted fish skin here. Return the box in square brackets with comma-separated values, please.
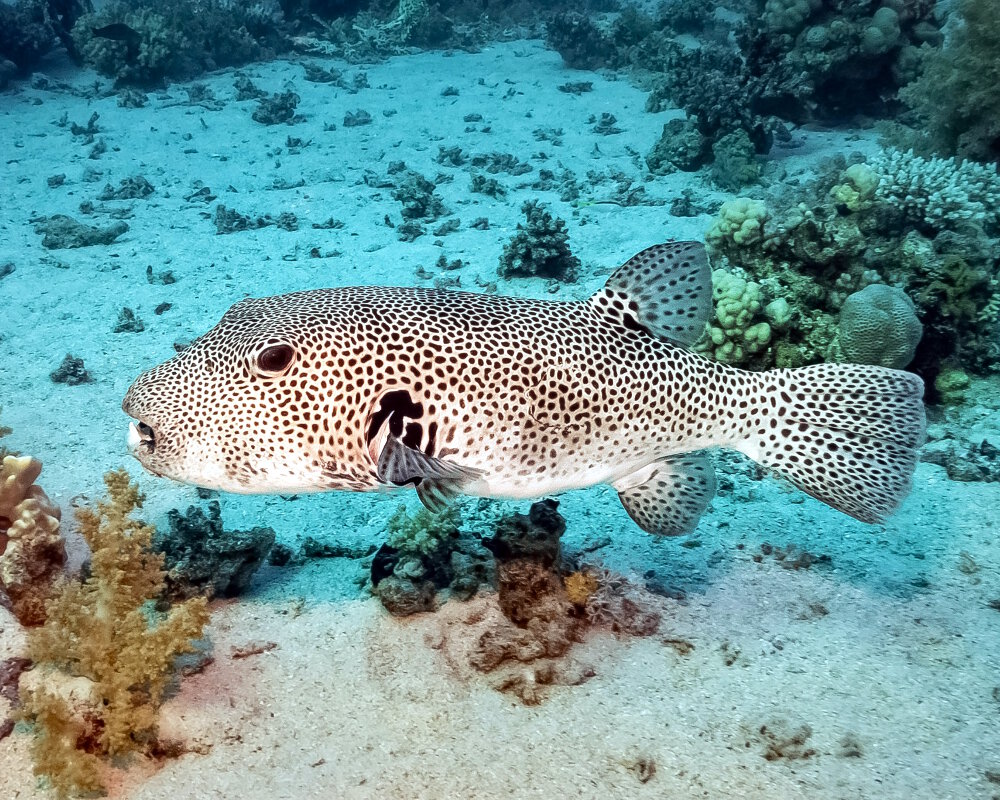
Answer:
[123, 242, 926, 534]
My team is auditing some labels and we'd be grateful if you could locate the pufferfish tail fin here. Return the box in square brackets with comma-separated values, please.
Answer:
[589, 241, 713, 347]
[735, 363, 926, 524]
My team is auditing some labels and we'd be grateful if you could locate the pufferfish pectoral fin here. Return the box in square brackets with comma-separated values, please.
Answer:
[376, 435, 484, 512]
[613, 453, 716, 536]
[591, 241, 713, 347]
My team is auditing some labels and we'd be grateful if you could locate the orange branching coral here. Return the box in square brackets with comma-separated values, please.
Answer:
[19, 470, 210, 797]
[563, 570, 599, 607]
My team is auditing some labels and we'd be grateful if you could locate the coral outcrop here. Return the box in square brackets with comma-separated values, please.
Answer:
[71, 0, 287, 87]
[157, 501, 275, 600]
[836, 284, 922, 369]
[498, 201, 580, 282]
[901, 0, 1000, 164]
[371, 504, 491, 615]
[703, 149, 999, 382]
[0, 455, 65, 627]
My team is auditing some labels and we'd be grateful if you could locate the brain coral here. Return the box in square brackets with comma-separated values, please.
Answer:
[838, 284, 922, 369]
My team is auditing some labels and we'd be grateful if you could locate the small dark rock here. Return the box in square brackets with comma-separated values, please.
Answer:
[113, 307, 144, 333]
[343, 109, 372, 127]
[157, 501, 275, 600]
[373, 575, 436, 616]
[268, 543, 293, 567]
[252, 90, 300, 125]
[50, 354, 93, 385]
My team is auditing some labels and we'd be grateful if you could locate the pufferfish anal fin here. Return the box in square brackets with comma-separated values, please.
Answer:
[376, 435, 484, 512]
[590, 241, 712, 347]
[613, 453, 717, 536]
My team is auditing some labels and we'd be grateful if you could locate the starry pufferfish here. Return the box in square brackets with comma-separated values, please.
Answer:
[123, 242, 926, 535]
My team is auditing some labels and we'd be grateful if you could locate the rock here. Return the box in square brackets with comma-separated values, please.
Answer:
[156, 502, 274, 600]
[33, 214, 128, 249]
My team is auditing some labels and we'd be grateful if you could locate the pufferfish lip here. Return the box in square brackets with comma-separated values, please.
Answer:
[127, 420, 157, 454]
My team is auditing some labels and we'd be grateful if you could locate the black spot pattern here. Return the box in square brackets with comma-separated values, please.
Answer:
[616, 453, 717, 536]
[122, 242, 926, 530]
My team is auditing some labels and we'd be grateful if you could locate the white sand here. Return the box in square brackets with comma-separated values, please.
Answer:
[1, 39, 998, 800]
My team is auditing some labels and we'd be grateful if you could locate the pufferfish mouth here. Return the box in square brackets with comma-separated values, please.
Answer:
[127, 420, 157, 454]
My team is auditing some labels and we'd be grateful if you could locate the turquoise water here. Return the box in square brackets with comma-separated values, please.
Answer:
[1, 2, 998, 798]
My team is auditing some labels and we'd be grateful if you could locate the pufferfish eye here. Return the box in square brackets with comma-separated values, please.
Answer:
[253, 343, 296, 376]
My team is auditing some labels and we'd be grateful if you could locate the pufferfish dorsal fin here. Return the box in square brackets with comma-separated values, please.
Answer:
[613, 453, 717, 536]
[376, 435, 484, 512]
[589, 241, 712, 347]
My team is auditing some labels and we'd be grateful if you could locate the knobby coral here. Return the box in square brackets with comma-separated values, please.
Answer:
[0, 454, 65, 626]
[19, 470, 209, 797]
[703, 150, 1000, 380]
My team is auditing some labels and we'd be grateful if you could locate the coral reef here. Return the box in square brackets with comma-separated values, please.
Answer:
[426, 500, 664, 704]
[544, 1, 940, 174]
[18, 470, 209, 797]
[71, 0, 287, 87]
[545, 12, 611, 71]
[0, 0, 89, 82]
[371, 504, 491, 616]
[157, 501, 275, 600]
[498, 201, 580, 282]
[696, 268, 771, 366]
[703, 150, 1000, 381]
[900, 0, 1000, 164]
[0, 454, 65, 627]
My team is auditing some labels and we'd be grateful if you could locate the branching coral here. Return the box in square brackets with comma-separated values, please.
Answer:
[19, 470, 209, 797]
[867, 148, 1000, 234]
[499, 201, 580, 282]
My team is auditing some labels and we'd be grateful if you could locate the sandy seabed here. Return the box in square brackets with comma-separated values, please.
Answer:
[1, 39, 998, 800]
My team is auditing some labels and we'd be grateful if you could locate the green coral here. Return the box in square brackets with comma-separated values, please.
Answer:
[386, 503, 460, 557]
[901, 0, 1000, 164]
[698, 268, 771, 365]
[705, 198, 768, 252]
[704, 152, 1000, 376]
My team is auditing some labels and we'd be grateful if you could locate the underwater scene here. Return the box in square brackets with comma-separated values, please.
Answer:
[1, 0, 998, 797]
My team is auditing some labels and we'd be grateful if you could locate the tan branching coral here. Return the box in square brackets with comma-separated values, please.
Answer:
[19, 470, 209, 798]
[0, 455, 65, 626]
